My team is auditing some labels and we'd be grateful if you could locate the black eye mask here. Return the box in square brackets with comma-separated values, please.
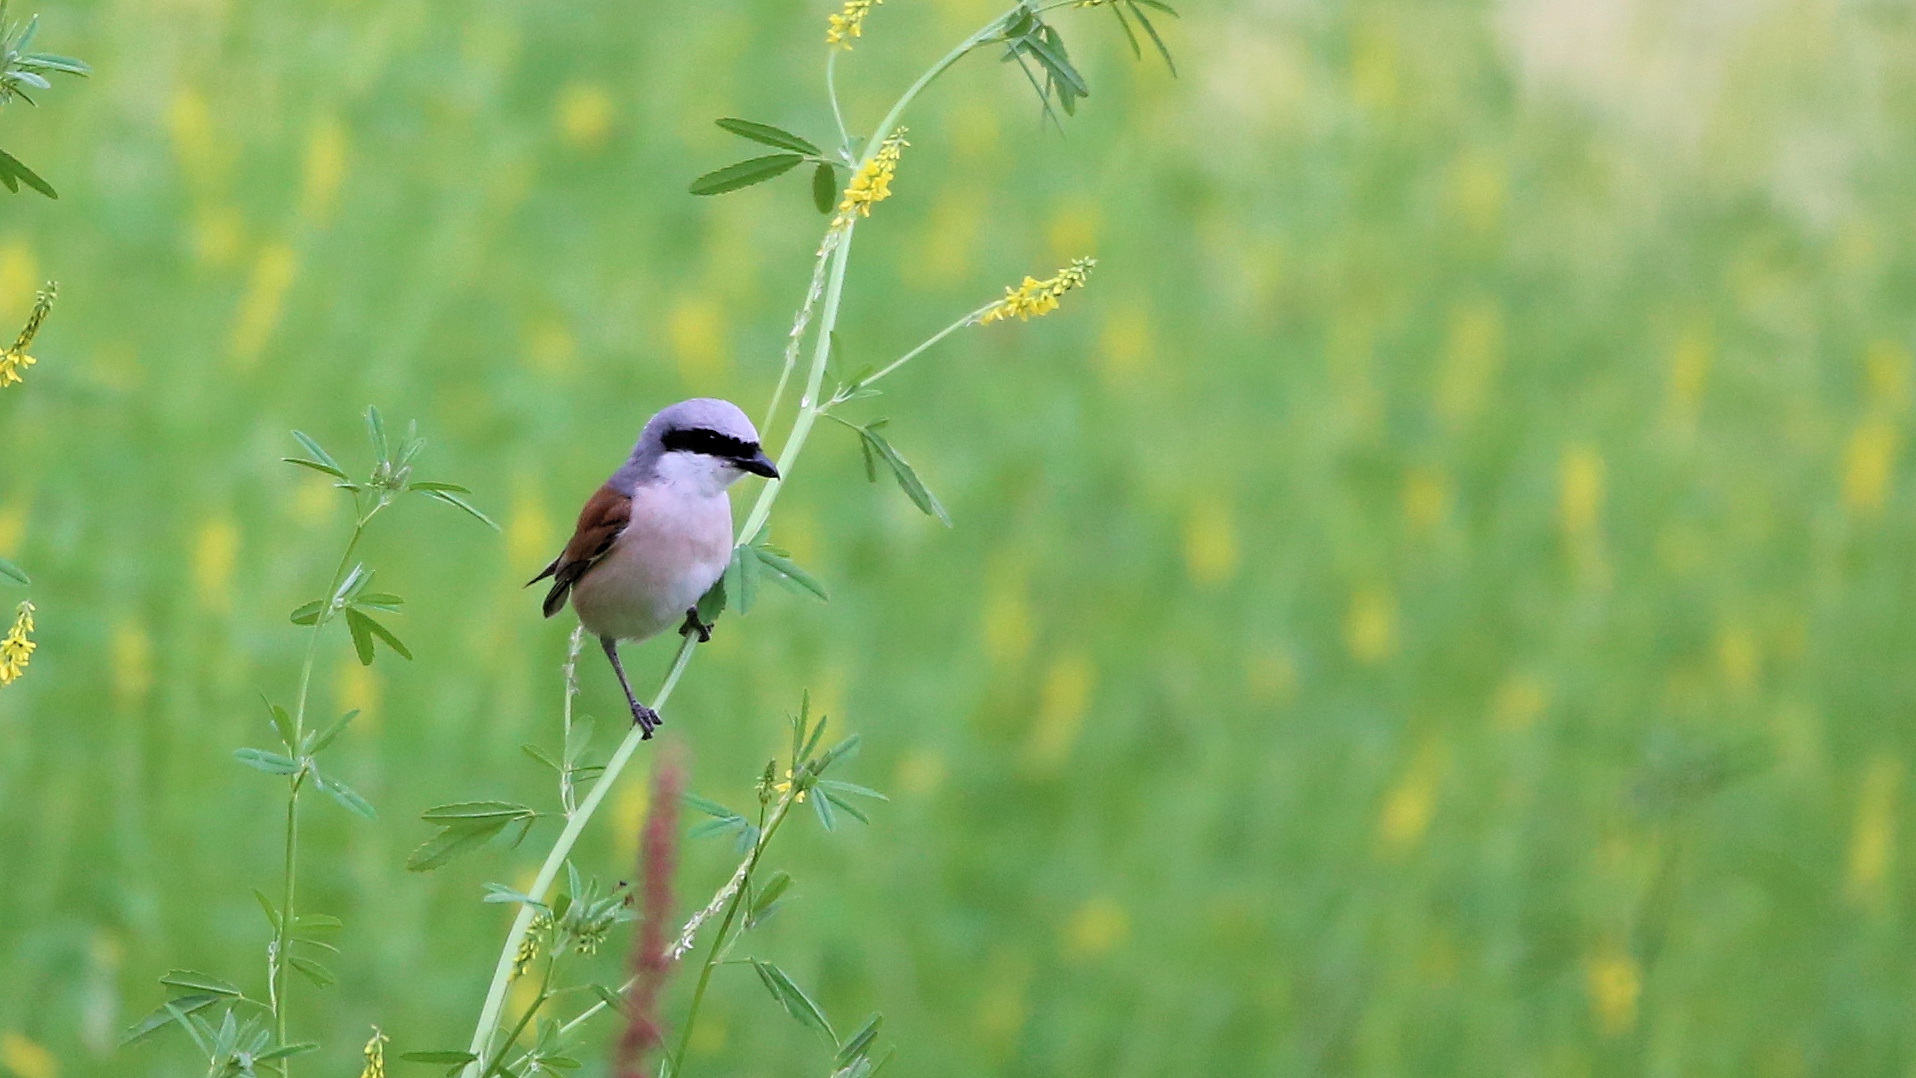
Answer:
[661, 426, 761, 461]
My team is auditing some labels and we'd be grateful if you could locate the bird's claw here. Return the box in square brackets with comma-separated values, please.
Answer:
[680, 607, 713, 643]
[631, 702, 662, 738]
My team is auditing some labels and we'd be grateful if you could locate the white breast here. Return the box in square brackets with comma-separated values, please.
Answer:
[570, 483, 734, 643]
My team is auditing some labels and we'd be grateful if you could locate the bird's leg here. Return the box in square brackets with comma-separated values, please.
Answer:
[601, 635, 661, 737]
[679, 607, 713, 643]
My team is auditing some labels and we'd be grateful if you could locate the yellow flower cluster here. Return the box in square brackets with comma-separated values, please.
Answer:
[359, 1027, 388, 1078]
[1, 283, 55, 390]
[826, 0, 883, 48]
[835, 128, 908, 225]
[980, 257, 1096, 323]
[0, 602, 33, 686]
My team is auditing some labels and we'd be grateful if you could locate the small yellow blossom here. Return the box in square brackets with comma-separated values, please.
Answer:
[835, 128, 908, 225]
[826, 0, 883, 48]
[980, 258, 1095, 324]
[0, 601, 34, 685]
[772, 767, 809, 803]
[0, 282, 55, 389]
[359, 1027, 388, 1078]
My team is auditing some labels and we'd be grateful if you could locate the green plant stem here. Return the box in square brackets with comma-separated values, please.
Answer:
[460, 637, 698, 1076]
[836, 303, 992, 404]
[667, 794, 797, 1078]
[460, 12, 1024, 1071]
[826, 49, 851, 156]
[481, 956, 557, 1078]
[268, 517, 367, 1073]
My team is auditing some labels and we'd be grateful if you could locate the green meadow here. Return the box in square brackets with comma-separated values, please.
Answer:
[1, 0, 1914, 1074]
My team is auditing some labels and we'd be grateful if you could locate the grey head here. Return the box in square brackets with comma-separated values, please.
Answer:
[618, 397, 779, 487]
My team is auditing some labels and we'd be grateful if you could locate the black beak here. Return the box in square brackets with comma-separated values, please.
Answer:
[739, 450, 780, 479]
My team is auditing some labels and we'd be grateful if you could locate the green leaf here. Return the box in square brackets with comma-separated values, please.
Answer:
[293, 913, 342, 930]
[422, 488, 499, 530]
[812, 162, 837, 215]
[405, 821, 508, 872]
[749, 960, 836, 1042]
[817, 779, 888, 801]
[305, 708, 360, 754]
[715, 117, 821, 156]
[159, 970, 243, 997]
[353, 592, 404, 612]
[314, 772, 377, 820]
[0, 557, 29, 585]
[252, 889, 280, 931]
[687, 816, 747, 840]
[0, 149, 56, 198]
[482, 882, 545, 906]
[345, 607, 376, 665]
[287, 956, 334, 988]
[409, 805, 535, 871]
[365, 406, 389, 464]
[121, 993, 221, 1045]
[522, 743, 561, 772]
[234, 748, 301, 776]
[400, 1051, 479, 1065]
[856, 424, 952, 525]
[288, 599, 325, 625]
[750, 871, 793, 920]
[751, 545, 829, 602]
[1127, 1, 1176, 75]
[1106, 0, 1142, 60]
[836, 1013, 884, 1067]
[591, 984, 629, 1015]
[282, 456, 347, 480]
[406, 481, 470, 493]
[348, 608, 413, 661]
[422, 800, 536, 821]
[541, 1057, 582, 1070]
[260, 696, 295, 748]
[256, 1043, 320, 1062]
[822, 789, 870, 824]
[682, 793, 742, 819]
[696, 572, 727, 624]
[811, 786, 838, 831]
[290, 431, 343, 474]
[689, 154, 804, 196]
[1024, 27, 1088, 97]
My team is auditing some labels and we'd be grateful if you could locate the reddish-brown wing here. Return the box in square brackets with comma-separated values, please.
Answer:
[527, 484, 632, 617]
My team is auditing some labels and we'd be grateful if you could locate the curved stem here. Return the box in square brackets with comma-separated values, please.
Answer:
[461, 10, 1025, 1071]
[269, 517, 366, 1072]
[839, 303, 992, 403]
[461, 636, 698, 1076]
[826, 49, 851, 156]
[737, 225, 856, 545]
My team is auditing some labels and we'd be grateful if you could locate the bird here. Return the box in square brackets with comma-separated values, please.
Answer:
[529, 398, 778, 738]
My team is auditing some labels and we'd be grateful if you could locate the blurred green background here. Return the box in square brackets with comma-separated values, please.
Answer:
[3, 0, 1915, 1074]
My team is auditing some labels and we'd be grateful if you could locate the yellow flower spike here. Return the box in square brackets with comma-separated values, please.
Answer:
[0, 281, 54, 389]
[980, 257, 1096, 323]
[835, 128, 908, 227]
[826, 0, 883, 48]
[0, 601, 35, 686]
[359, 1027, 388, 1078]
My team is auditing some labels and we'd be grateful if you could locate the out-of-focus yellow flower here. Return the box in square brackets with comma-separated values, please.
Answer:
[836, 128, 908, 224]
[359, 1027, 387, 1078]
[0, 1032, 55, 1078]
[0, 602, 35, 686]
[826, 0, 882, 47]
[0, 282, 55, 389]
[980, 258, 1095, 324]
[1584, 942, 1641, 1036]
